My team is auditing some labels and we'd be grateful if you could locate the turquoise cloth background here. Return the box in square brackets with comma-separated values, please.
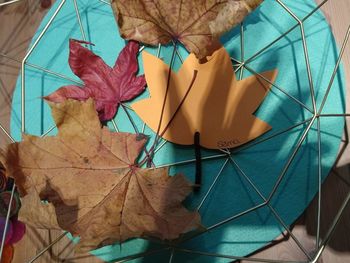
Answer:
[10, 0, 346, 262]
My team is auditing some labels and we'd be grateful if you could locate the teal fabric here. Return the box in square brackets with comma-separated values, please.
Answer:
[10, 0, 346, 262]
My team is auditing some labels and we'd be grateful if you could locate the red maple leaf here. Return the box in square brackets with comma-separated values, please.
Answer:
[45, 39, 146, 121]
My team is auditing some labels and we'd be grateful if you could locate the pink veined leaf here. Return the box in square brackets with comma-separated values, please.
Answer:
[0, 217, 13, 245]
[8, 219, 26, 245]
[45, 39, 146, 121]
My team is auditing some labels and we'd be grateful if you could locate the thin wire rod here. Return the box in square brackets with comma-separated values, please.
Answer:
[219, 148, 230, 155]
[239, 22, 244, 80]
[111, 119, 120, 132]
[276, 0, 317, 114]
[138, 45, 145, 53]
[120, 103, 133, 111]
[206, 202, 265, 232]
[311, 247, 324, 263]
[232, 118, 312, 155]
[155, 153, 227, 169]
[21, 0, 67, 133]
[313, 190, 350, 263]
[231, 57, 243, 73]
[268, 204, 312, 260]
[156, 43, 161, 57]
[114, 247, 170, 263]
[196, 158, 229, 211]
[316, 117, 322, 248]
[0, 123, 15, 142]
[153, 139, 168, 154]
[244, 65, 313, 113]
[174, 248, 304, 263]
[318, 25, 350, 114]
[26, 61, 83, 86]
[234, 63, 244, 73]
[228, 157, 312, 259]
[120, 104, 157, 167]
[231, 57, 242, 64]
[73, 0, 87, 41]
[244, 0, 329, 65]
[121, 104, 139, 134]
[0, 52, 83, 86]
[229, 156, 267, 201]
[121, 104, 156, 167]
[40, 125, 56, 137]
[98, 0, 110, 4]
[178, 202, 266, 245]
[320, 113, 350, 117]
[27, 231, 68, 263]
[0, 0, 24, 7]
[168, 248, 175, 263]
[267, 116, 316, 202]
[320, 192, 350, 248]
[0, 184, 15, 261]
[174, 44, 184, 63]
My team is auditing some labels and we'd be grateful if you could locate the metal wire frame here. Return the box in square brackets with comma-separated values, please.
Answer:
[0, 0, 25, 7]
[0, 0, 349, 262]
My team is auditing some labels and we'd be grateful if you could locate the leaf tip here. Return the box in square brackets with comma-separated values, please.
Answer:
[136, 133, 149, 142]
[69, 38, 95, 46]
[245, 0, 264, 10]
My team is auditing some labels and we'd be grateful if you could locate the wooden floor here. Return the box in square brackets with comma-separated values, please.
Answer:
[0, 0, 350, 262]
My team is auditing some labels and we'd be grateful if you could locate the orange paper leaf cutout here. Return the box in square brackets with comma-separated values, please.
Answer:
[4, 99, 200, 252]
[132, 47, 278, 149]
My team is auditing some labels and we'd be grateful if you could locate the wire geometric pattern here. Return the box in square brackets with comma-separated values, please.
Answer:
[0, 0, 349, 262]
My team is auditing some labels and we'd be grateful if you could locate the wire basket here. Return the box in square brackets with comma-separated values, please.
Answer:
[1, 0, 350, 262]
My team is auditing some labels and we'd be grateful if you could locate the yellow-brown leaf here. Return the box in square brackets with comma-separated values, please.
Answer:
[4, 99, 200, 252]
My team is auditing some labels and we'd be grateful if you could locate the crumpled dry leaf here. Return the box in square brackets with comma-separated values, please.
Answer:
[132, 47, 278, 149]
[112, 0, 263, 59]
[19, 188, 60, 230]
[0, 150, 8, 192]
[4, 99, 200, 252]
[0, 149, 5, 169]
[0, 149, 6, 181]
[45, 40, 146, 121]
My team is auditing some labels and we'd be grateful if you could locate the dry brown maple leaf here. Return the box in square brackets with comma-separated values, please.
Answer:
[112, 0, 263, 59]
[4, 99, 200, 252]
[0, 149, 8, 190]
[0, 149, 5, 173]
[132, 47, 278, 149]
